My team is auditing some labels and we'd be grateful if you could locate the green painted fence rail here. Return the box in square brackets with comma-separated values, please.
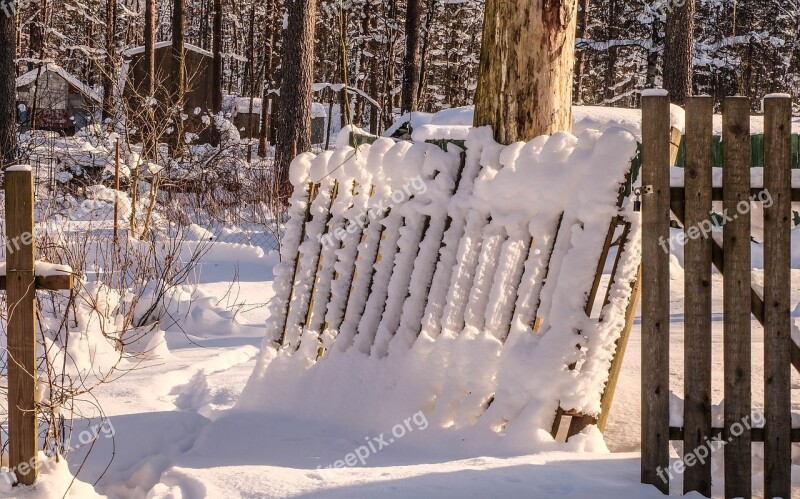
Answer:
[673, 134, 800, 169]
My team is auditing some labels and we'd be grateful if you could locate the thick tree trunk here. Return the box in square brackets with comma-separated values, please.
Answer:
[212, 0, 223, 113]
[274, 0, 318, 201]
[103, 0, 117, 121]
[401, 0, 422, 113]
[663, 0, 695, 105]
[0, 6, 17, 169]
[474, 0, 578, 143]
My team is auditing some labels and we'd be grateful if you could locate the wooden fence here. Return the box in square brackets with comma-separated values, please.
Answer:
[641, 94, 798, 498]
[268, 131, 645, 443]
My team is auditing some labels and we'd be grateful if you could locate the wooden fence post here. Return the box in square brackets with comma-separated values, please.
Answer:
[763, 94, 792, 499]
[641, 92, 671, 494]
[5, 167, 38, 486]
[722, 96, 752, 499]
[682, 96, 713, 497]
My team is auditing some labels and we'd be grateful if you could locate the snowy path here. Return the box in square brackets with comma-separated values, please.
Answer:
[54, 261, 800, 498]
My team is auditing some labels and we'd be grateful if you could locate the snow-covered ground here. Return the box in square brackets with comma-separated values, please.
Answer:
[1, 244, 793, 498]
[5, 114, 800, 498]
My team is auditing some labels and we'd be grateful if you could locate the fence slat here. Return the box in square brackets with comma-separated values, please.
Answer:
[277, 182, 316, 345]
[722, 96, 752, 499]
[682, 96, 713, 497]
[763, 95, 792, 499]
[596, 221, 640, 432]
[641, 93, 671, 494]
[5, 169, 38, 485]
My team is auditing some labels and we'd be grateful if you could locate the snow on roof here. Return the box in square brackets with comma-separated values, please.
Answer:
[234, 97, 263, 114]
[266, 83, 380, 109]
[233, 97, 324, 118]
[16, 63, 102, 103]
[311, 102, 327, 118]
[122, 41, 214, 58]
[392, 105, 689, 141]
[312, 83, 380, 108]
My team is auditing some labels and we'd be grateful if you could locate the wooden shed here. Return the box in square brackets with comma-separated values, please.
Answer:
[231, 97, 328, 144]
[232, 98, 328, 143]
[15, 64, 102, 135]
[232, 97, 263, 139]
[122, 41, 214, 133]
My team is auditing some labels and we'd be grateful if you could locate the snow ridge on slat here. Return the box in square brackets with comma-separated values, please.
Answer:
[243, 126, 641, 453]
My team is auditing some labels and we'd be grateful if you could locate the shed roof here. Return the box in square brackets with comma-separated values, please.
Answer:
[122, 40, 213, 58]
[16, 63, 102, 103]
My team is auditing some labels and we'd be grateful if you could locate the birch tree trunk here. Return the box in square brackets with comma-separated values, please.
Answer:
[0, 4, 16, 169]
[474, 0, 578, 143]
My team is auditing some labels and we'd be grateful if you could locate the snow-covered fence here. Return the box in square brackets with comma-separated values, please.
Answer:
[641, 94, 800, 498]
[243, 126, 643, 453]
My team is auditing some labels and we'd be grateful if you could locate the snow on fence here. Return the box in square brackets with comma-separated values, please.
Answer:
[641, 94, 800, 498]
[242, 125, 645, 453]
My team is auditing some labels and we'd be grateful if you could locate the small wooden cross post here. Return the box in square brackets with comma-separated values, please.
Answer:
[3, 167, 72, 485]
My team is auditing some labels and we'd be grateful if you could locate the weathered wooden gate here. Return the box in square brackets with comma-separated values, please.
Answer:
[641, 93, 798, 498]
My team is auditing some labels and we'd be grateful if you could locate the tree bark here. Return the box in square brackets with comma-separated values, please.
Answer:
[143, 0, 156, 160]
[663, 0, 695, 105]
[574, 0, 590, 104]
[401, 0, 423, 113]
[274, 0, 318, 201]
[29, 0, 47, 68]
[0, 4, 17, 169]
[474, 0, 578, 144]
[417, 0, 435, 106]
[171, 0, 186, 151]
[103, 0, 117, 121]
[258, 0, 278, 157]
[212, 0, 223, 113]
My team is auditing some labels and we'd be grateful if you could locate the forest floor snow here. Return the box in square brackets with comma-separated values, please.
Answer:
[4, 248, 797, 498]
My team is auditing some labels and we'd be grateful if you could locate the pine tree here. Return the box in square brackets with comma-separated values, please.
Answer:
[0, 2, 17, 169]
[401, 0, 422, 113]
[663, 0, 695, 104]
[274, 0, 319, 199]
